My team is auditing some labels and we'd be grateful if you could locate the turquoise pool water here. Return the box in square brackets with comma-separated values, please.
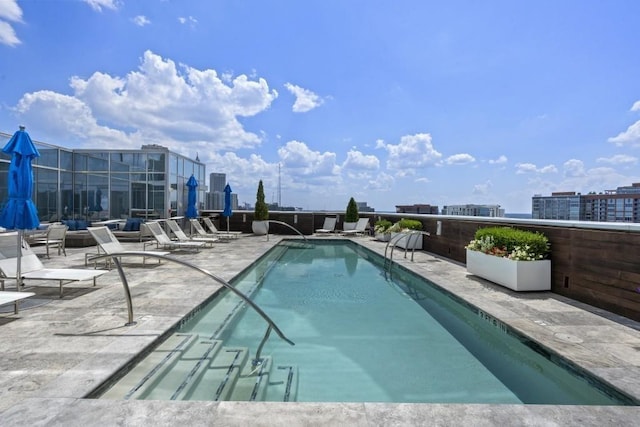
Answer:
[176, 240, 630, 404]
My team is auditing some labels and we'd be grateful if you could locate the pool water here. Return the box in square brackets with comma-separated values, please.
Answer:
[176, 241, 630, 404]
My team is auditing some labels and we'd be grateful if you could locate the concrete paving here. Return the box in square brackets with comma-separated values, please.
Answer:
[0, 234, 639, 426]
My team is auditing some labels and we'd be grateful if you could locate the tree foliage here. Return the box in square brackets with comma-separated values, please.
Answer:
[345, 197, 359, 223]
[254, 180, 269, 220]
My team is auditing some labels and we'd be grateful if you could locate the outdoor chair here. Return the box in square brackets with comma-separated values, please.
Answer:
[315, 217, 337, 234]
[0, 290, 36, 315]
[190, 218, 237, 241]
[341, 218, 370, 237]
[87, 226, 170, 269]
[202, 217, 241, 239]
[29, 223, 68, 258]
[143, 222, 205, 252]
[166, 219, 217, 247]
[0, 233, 108, 298]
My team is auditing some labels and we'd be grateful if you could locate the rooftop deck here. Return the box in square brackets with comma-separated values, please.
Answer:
[0, 234, 639, 426]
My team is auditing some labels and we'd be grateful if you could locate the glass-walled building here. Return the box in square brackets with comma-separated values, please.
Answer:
[0, 132, 206, 223]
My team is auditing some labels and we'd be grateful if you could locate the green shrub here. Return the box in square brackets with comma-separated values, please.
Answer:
[389, 218, 423, 232]
[254, 180, 269, 220]
[345, 197, 359, 223]
[466, 226, 550, 260]
[374, 219, 393, 233]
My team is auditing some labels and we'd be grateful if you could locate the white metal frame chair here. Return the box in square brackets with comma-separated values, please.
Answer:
[202, 217, 241, 239]
[143, 222, 205, 252]
[87, 226, 170, 269]
[29, 223, 68, 258]
[341, 218, 370, 237]
[0, 234, 108, 298]
[190, 219, 236, 241]
[315, 217, 337, 234]
[166, 219, 217, 247]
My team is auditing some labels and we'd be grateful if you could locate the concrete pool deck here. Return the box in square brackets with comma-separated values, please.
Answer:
[0, 234, 639, 426]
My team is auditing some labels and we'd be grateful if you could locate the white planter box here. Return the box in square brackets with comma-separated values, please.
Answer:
[391, 232, 423, 249]
[466, 249, 550, 291]
[375, 232, 391, 242]
[252, 220, 269, 235]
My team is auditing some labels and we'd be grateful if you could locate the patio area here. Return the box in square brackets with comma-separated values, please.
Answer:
[0, 234, 639, 426]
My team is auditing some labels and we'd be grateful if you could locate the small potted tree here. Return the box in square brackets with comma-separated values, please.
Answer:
[252, 180, 269, 235]
[343, 197, 359, 231]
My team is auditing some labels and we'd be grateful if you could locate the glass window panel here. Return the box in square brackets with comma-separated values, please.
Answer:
[60, 150, 73, 170]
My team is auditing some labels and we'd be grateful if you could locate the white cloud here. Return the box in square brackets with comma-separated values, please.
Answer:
[608, 100, 640, 146]
[515, 162, 557, 174]
[84, 0, 119, 12]
[444, 153, 475, 165]
[563, 159, 586, 177]
[596, 154, 638, 165]
[473, 180, 493, 195]
[178, 16, 198, 27]
[489, 155, 507, 165]
[277, 140, 339, 177]
[366, 172, 394, 191]
[132, 15, 151, 27]
[379, 133, 442, 171]
[0, 0, 22, 46]
[13, 50, 278, 151]
[342, 149, 379, 170]
[284, 83, 324, 113]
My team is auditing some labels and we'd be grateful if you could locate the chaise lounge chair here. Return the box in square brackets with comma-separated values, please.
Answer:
[0, 290, 35, 314]
[166, 219, 217, 247]
[202, 217, 242, 239]
[190, 219, 236, 241]
[143, 222, 205, 252]
[315, 217, 337, 234]
[0, 234, 108, 298]
[341, 218, 370, 237]
[87, 226, 171, 269]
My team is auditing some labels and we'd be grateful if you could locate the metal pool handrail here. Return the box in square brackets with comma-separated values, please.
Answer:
[89, 252, 296, 351]
[384, 230, 431, 271]
[265, 220, 308, 242]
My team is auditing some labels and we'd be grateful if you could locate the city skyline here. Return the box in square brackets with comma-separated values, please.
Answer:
[1, 1, 640, 213]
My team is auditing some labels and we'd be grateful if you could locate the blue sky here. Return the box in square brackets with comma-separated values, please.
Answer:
[1, 0, 640, 213]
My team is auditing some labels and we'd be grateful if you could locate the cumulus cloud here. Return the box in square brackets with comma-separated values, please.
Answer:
[444, 153, 475, 165]
[515, 162, 557, 174]
[489, 155, 507, 165]
[608, 100, 640, 146]
[14, 50, 278, 151]
[132, 15, 150, 26]
[284, 83, 324, 113]
[84, 0, 119, 12]
[473, 180, 493, 195]
[378, 133, 442, 172]
[342, 149, 379, 170]
[596, 154, 638, 166]
[366, 172, 394, 191]
[277, 140, 339, 177]
[0, 0, 22, 46]
[563, 159, 586, 177]
[178, 16, 198, 27]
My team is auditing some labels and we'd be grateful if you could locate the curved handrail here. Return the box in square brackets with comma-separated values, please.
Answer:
[89, 251, 295, 347]
[265, 220, 307, 242]
[384, 230, 431, 270]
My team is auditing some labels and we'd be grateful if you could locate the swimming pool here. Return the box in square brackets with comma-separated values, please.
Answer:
[101, 240, 634, 404]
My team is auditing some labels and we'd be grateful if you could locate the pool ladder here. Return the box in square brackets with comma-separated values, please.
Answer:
[383, 231, 431, 274]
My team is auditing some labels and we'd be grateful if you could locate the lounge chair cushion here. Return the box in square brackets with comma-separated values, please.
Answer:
[62, 219, 90, 231]
[123, 218, 143, 232]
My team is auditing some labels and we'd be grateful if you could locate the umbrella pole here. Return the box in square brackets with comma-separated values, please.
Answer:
[227, 217, 230, 233]
[16, 231, 23, 290]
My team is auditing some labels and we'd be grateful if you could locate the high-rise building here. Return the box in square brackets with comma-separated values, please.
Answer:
[395, 204, 439, 214]
[209, 173, 226, 193]
[441, 204, 504, 217]
[532, 184, 640, 222]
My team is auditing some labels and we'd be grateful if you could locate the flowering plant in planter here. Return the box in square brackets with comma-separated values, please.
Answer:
[466, 227, 550, 261]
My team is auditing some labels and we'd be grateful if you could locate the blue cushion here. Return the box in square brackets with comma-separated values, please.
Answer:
[75, 220, 88, 230]
[123, 218, 142, 232]
[63, 220, 77, 231]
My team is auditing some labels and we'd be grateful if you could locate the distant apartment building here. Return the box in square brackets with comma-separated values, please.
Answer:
[395, 204, 439, 214]
[532, 183, 640, 222]
[441, 204, 505, 217]
[356, 201, 375, 212]
[205, 172, 238, 210]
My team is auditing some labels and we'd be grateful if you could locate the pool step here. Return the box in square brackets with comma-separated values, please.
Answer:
[101, 332, 296, 402]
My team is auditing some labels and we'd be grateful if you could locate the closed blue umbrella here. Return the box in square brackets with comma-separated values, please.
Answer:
[0, 126, 40, 288]
[222, 183, 232, 232]
[186, 175, 198, 219]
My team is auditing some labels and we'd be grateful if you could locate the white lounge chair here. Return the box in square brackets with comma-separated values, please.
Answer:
[189, 219, 234, 241]
[166, 219, 217, 247]
[0, 290, 35, 314]
[202, 217, 242, 239]
[29, 223, 68, 258]
[143, 222, 205, 252]
[315, 217, 337, 234]
[0, 234, 108, 298]
[341, 218, 370, 237]
[87, 226, 170, 269]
